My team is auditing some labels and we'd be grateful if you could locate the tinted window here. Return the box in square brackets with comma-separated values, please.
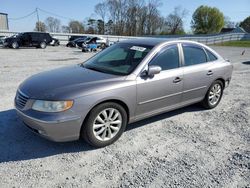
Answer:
[149, 45, 179, 70]
[99, 48, 127, 62]
[205, 49, 218, 61]
[83, 43, 153, 75]
[182, 44, 207, 66]
[21, 33, 30, 40]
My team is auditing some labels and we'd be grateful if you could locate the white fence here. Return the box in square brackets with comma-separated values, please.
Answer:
[178, 33, 250, 45]
[0, 30, 249, 45]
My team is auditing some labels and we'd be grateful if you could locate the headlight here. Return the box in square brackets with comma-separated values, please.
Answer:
[32, 100, 73, 112]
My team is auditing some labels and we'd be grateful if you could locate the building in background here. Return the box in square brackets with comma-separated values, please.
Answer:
[220, 27, 246, 34]
[0, 13, 9, 30]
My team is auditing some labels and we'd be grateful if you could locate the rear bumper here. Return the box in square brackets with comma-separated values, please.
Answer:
[16, 108, 82, 142]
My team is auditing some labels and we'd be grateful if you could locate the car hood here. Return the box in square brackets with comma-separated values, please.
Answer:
[19, 65, 126, 100]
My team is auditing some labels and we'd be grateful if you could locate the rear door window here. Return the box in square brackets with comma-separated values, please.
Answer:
[182, 44, 207, 66]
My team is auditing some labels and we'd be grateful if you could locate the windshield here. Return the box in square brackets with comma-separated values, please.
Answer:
[82, 43, 153, 75]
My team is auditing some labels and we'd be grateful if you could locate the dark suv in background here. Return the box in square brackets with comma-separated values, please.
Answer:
[3, 32, 56, 49]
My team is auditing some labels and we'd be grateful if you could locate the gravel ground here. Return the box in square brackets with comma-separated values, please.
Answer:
[0, 45, 249, 188]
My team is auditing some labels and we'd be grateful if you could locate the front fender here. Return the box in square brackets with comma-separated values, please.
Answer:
[74, 84, 137, 125]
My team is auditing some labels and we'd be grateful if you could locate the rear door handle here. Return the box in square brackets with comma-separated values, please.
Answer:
[173, 77, 182, 83]
[207, 70, 213, 75]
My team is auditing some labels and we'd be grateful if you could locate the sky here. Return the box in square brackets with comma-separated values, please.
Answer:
[0, 0, 250, 32]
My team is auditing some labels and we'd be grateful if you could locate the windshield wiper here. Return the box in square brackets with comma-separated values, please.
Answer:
[80, 64, 126, 76]
[82, 64, 107, 74]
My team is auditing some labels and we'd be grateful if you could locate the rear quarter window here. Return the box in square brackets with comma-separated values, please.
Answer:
[205, 49, 218, 61]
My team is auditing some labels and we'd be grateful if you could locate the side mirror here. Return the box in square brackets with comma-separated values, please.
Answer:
[147, 65, 162, 76]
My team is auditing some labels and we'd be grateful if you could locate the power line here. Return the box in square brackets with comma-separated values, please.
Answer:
[37, 8, 74, 20]
[9, 10, 36, 20]
[8, 7, 75, 22]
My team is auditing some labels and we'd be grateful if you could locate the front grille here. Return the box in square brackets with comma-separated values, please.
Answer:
[15, 91, 29, 109]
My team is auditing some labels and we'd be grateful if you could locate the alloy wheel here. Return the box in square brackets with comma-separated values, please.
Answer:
[208, 83, 222, 106]
[40, 42, 46, 49]
[92, 108, 122, 141]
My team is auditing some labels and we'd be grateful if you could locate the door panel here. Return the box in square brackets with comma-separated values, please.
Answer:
[181, 44, 214, 103]
[21, 33, 30, 46]
[135, 44, 183, 118]
[136, 68, 183, 118]
[182, 63, 214, 103]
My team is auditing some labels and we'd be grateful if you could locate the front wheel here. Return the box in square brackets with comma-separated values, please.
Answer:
[202, 80, 223, 109]
[40, 42, 47, 49]
[12, 42, 19, 49]
[81, 102, 127, 147]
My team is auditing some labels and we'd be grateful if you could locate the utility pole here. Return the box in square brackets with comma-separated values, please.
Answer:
[36, 8, 40, 31]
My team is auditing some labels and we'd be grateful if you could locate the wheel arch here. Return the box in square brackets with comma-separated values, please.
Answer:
[80, 99, 130, 134]
[213, 77, 225, 89]
[203, 77, 225, 100]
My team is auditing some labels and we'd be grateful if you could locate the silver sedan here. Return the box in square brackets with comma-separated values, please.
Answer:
[15, 39, 233, 147]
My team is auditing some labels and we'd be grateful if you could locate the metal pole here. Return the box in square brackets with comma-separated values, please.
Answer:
[36, 8, 40, 32]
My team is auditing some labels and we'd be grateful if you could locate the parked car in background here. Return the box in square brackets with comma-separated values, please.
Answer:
[3, 32, 54, 49]
[95, 36, 107, 48]
[50, 37, 60, 46]
[77, 36, 107, 49]
[74, 37, 90, 48]
[80, 37, 98, 52]
[0, 35, 6, 46]
[68, 35, 86, 42]
[15, 39, 233, 147]
[66, 36, 87, 47]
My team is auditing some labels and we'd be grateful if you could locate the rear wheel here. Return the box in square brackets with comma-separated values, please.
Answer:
[202, 80, 223, 109]
[81, 102, 127, 147]
[12, 42, 19, 49]
[40, 42, 47, 49]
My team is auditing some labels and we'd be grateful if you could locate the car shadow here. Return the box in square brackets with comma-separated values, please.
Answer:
[0, 109, 94, 163]
[127, 104, 205, 131]
[0, 104, 205, 163]
[242, 61, 250, 65]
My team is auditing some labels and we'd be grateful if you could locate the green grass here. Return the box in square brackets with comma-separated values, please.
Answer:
[215, 40, 250, 47]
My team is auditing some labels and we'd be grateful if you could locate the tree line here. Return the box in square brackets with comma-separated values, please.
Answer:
[34, 0, 250, 35]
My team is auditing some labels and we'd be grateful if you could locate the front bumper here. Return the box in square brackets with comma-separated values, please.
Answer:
[16, 108, 82, 142]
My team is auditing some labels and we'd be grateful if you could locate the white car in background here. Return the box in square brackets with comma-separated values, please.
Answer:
[96, 37, 107, 48]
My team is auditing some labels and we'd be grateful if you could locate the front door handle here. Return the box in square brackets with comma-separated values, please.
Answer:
[207, 70, 213, 75]
[173, 77, 182, 83]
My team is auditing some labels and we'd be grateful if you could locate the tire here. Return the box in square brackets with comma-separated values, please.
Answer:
[100, 43, 106, 49]
[40, 42, 47, 49]
[202, 80, 223, 109]
[12, 42, 19, 49]
[81, 102, 128, 147]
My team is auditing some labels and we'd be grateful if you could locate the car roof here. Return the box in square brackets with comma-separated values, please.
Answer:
[120, 38, 171, 47]
[119, 38, 211, 48]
